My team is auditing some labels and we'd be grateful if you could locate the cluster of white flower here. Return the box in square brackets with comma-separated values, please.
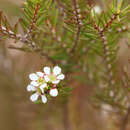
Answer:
[27, 66, 65, 103]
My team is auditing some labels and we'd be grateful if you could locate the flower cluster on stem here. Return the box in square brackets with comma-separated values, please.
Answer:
[27, 66, 65, 103]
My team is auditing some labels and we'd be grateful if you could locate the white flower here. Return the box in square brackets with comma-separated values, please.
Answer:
[91, 5, 102, 17]
[53, 66, 61, 75]
[28, 72, 47, 90]
[44, 67, 51, 75]
[30, 92, 47, 103]
[27, 84, 36, 92]
[29, 73, 39, 81]
[43, 66, 65, 84]
[36, 72, 44, 77]
[27, 71, 48, 103]
[27, 66, 65, 103]
[30, 81, 39, 86]
[30, 92, 39, 102]
[40, 83, 47, 93]
[49, 88, 58, 97]
[41, 95, 47, 103]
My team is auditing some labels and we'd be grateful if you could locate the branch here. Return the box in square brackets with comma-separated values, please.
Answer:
[70, 0, 82, 54]
[1, 26, 32, 45]
[8, 45, 58, 65]
[92, 12, 120, 86]
[94, 23, 115, 86]
[24, 3, 40, 40]
[102, 13, 119, 32]
[0, 4, 59, 65]
[0, 11, 32, 46]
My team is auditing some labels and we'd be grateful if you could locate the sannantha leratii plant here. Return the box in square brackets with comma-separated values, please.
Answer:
[27, 66, 65, 103]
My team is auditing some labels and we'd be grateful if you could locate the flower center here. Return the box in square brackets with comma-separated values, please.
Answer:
[37, 78, 45, 85]
[49, 75, 56, 81]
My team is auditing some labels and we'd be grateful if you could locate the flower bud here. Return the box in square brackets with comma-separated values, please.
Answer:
[49, 88, 58, 97]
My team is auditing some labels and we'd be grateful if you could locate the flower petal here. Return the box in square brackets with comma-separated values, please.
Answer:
[53, 66, 61, 75]
[52, 80, 60, 84]
[30, 93, 39, 102]
[36, 72, 44, 77]
[27, 85, 36, 91]
[57, 74, 65, 80]
[30, 81, 39, 86]
[49, 88, 58, 97]
[43, 67, 51, 75]
[40, 83, 47, 93]
[41, 95, 47, 103]
[29, 73, 38, 81]
[44, 75, 50, 82]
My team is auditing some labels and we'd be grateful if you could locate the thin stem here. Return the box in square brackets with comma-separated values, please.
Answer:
[70, 0, 82, 54]
[102, 13, 119, 32]
[94, 23, 114, 86]
[70, 26, 81, 53]
[1, 26, 31, 44]
[92, 11, 119, 87]
[8, 45, 58, 65]
[0, 4, 58, 65]
[0, 12, 32, 46]
[25, 3, 40, 40]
